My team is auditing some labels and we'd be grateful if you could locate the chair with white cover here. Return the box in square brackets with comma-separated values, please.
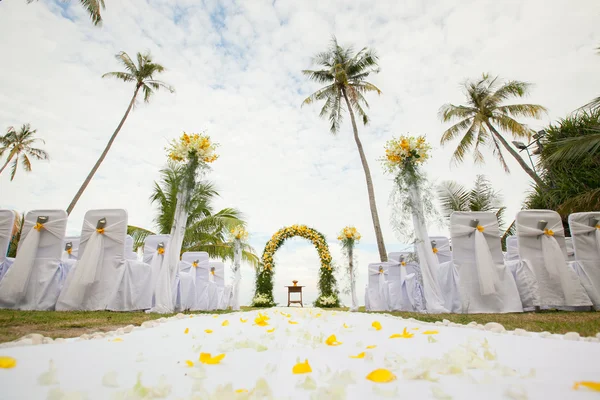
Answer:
[389, 252, 426, 311]
[207, 261, 231, 310]
[568, 212, 600, 310]
[450, 211, 523, 313]
[378, 258, 406, 311]
[516, 210, 592, 309]
[143, 234, 175, 310]
[0, 210, 16, 282]
[365, 262, 392, 311]
[62, 237, 80, 261]
[181, 252, 209, 311]
[565, 237, 576, 262]
[504, 236, 519, 262]
[124, 235, 138, 261]
[430, 236, 461, 313]
[0, 210, 67, 310]
[503, 235, 538, 311]
[56, 209, 152, 311]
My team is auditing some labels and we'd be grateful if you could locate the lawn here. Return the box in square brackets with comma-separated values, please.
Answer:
[0, 307, 598, 343]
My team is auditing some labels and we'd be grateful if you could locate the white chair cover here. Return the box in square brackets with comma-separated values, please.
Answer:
[365, 262, 392, 311]
[124, 235, 138, 261]
[56, 209, 152, 311]
[450, 212, 523, 313]
[427, 236, 461, 313]
[503, 236, 539, 311]
[568, 212, 600, 310]
[0, 210, 67, 310]
[175, 253, 203, 311]
[430, 236, 452, 264]
[516, 210, 591, 308]
[208, 261, 230, 310]
[0, 210, 16, 282]
[505, 236, 519, 261]
[565, 237, 576, 262]
[382, 259, 403, 311]
[143, 234, 177, 313]
[61, 237, 80, 261]
[388, 252, 425, 312]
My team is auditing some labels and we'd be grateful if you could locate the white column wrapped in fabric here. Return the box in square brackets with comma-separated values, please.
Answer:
[348, 245, 358, 312]
[408, 187, 448, 313]
[0, 210, 16, 282]
[230, 240, 242, 311]
[568, 212, 600, 309]
[450, 212, 522, 313]
[0, 210, 67, 310]
[365, 263, 391, 311]
[516, 210, 591, 308]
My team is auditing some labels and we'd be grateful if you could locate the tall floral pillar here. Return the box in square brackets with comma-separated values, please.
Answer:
[383, 136, 448, 313]
[152, 132, 218, 313]
[230, 225, 248, 311]
[338, 226, 361, 311]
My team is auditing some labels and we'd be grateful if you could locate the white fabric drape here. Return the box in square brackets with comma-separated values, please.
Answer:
[366, 264, 390, 311]
[0, 211, 15, 264]
[230, 240, 242, 311]
[408, 187, 448, 313]
[517, 222, 580, 304]
[451, 222, 500, 296]
[570, 220, 600, 258]
[348, 246, 358, 312]
[0, 218, 66, 305]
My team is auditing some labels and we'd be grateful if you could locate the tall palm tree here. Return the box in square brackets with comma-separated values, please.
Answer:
[0, 124, 49, 181]
[27, 0, 105, 26]
[128, 162, 260, 266]
[439, 74, 547, 187]
[66, 51, 174, 215]
[302, 37, 388, 262]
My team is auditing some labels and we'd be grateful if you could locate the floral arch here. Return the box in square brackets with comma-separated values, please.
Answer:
[253, 224, 340, 308]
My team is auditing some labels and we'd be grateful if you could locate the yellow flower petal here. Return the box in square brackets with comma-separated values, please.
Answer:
[366, 369, 396, 383]
[343, 323, 349, 328]
[185, 360, 194, 367]
[573, 381, 600, 392]
[0, 356, 16, 369]
[222, 320, 229, 327]
[422, 330, 439, 335]
[240, 318, 247, 323]
[366, 345, 377, 349]
[212, 315, 219, 318]
[236, 389, 248, 393]
[184, 328, 189, 334]
[350, 352, 366, 359]
[412, 327, 419, 330]
[205, 329, 213, 334]
[389, 328, 414, 339]
[112, 338, 123, 342]
[292, 359, 312, 374]
[325, 334, 342, 346]
[267, 328, 275, 333]
[199, 352, 225, 365]
[288, 320, 298, 325]
[372, 321, 382, 331]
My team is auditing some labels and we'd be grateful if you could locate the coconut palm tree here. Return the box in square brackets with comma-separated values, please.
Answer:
[129, 162, 260, 266]
[66, 51, 174, 215]
[302, 37, 388, 262]
[0, 124, 49, 181]
[27, 0, 105, 26]
[439, 74, 547, 187]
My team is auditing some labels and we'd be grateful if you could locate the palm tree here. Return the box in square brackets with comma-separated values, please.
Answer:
[129, 162, 260, 266]
[66, 51, 174, 215]
[27, 0, 105, 26]
[439, 74, 547, 187]
[0, 124, 49, 181]
[581, 45, 600, 111]
[302, 37, 388, 262]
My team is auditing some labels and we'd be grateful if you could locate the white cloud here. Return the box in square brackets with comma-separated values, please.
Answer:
[0, 0, 599, 306]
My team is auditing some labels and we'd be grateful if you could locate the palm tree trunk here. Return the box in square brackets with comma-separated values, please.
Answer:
[486, 123, 545, 187]
[0, 155, 13, 176]
[66, 86, 140, 215]
[341, 89, 388, 262]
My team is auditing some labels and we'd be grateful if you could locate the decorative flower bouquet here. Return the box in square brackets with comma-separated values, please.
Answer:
[167, 132, 219, 164]
[251, 292, 274, 307]
[383, 135, 430, 180]
[316, 295, 338, 306]
[230, 225, 249, 241]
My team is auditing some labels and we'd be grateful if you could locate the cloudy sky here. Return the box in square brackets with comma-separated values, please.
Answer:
[0, 0, 598, 306]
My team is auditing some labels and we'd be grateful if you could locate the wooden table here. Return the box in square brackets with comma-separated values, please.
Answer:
[285, 286, 305, 307]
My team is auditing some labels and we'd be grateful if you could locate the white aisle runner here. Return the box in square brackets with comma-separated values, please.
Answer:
[1, 308, 599, 399]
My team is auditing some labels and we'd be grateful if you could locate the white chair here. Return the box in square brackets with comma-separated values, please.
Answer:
[516, 210, 592, 309]
[388, 252, 426, 312]
[365, 262, 392, 311]
[0, 210, 67, 310]
[208, 261, 231, 310]
[565, 237, 576, 262]
[503, 235, 538, 311]
[450, 212, 523, 313]
[125, 235, 138, 261]
[56, 209, 152, 311]
[428, 236, 461, 313]
[0, 210, 16, 282]
[143, 234, 175, 311]
[62, 237, 80, 261]
[430, 236, 452, 264]
[505, 236, 519, 261]
[568, 212, 600, 310]
[181, 252, 209, 311]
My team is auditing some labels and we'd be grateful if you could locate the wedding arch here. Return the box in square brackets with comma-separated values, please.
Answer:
[253, 224, 339, 307]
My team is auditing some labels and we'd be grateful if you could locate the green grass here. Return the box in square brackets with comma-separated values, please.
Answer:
[0, 307, 598, 343]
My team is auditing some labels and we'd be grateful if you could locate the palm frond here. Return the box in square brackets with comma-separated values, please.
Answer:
[102, 71, 136, 83]
[127, 225, 156, 251]
[496, 104, 547, 119]
[437, 181, 470, 219]
[545, 130, 600, 161]
[557, 187, 600, 214]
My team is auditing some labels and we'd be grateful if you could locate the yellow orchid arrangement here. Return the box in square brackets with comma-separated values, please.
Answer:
[167, 132, 219, 164]
[230, 225, 249, 241]
[382, 135, 430, 172]
[337, 226, 361, 242]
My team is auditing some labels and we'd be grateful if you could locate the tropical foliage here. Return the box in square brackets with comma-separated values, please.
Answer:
[66, 51, 174, 214]
[439, 74, 547, 186]
[580, 45, 600, 112]
[302, 37, 388, 262]
[28, 0, 106, 26]
[128, 162, 259, 266]
[525, 110, 600, 231]
[255, 225, 339, 308]
[0, 124, 49, 181]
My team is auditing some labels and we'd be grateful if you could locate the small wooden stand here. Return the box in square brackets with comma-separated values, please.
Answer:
[285, 286, 304, 307]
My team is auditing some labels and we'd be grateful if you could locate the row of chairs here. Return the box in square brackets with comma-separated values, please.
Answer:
[0, 209, 231, 311]
[366, 210, 600, 313]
